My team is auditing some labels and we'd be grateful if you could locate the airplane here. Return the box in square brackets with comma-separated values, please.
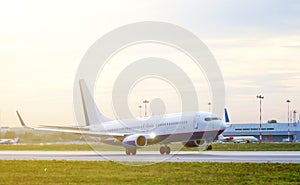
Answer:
[218, 134, 258, 143]
[217, 112, 258, 143]
[0, 136, 20, 144]
[17, 79, 228, 155]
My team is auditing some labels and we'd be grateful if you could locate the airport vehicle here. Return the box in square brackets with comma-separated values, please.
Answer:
[17, 80, 228, 155]
[0, 136, 20, 144]
[218, 134, 258, 143]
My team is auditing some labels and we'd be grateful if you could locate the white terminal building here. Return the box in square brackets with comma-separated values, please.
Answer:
[223, 122, 300, 142]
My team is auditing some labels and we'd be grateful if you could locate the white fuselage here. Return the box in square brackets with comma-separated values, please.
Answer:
[89, 112, 226, 144]
[0, 137, 20, 144]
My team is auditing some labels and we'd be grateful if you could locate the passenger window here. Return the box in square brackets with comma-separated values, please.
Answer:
[205, 118, 212, 121]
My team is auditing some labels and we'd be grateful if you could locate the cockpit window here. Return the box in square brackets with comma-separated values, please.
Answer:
[205, 117, 221, 121]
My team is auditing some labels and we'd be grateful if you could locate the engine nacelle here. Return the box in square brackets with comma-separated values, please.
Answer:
[183, 139, 205, 148]
[123, 134, 147, 148]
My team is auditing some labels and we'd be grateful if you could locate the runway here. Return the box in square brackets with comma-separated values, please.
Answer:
[0, 151, 300, 163]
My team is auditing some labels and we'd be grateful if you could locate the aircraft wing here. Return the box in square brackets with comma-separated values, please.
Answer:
[16, 111, 127, 139]
[33, 126, 126, 137]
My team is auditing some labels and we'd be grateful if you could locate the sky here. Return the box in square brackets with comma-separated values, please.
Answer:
[0, 0, 299, 126]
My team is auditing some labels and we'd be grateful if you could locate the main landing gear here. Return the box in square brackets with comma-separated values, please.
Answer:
[125, 148, 137, 155]
[159, 146, 171, 155]
[125, 146, 172, 155]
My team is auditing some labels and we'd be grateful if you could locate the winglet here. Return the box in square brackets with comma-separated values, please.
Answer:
[16, 111, 28, 128]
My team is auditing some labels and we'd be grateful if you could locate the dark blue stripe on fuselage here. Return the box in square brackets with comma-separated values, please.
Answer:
[154, 130, 224, 144]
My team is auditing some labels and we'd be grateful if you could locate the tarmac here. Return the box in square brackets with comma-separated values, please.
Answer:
[0, 151, 299, 163]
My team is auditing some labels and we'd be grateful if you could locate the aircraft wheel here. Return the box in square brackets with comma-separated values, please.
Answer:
[206, 145, 212, 150]
[126, 148, 137, 155]
[165, 146, 171, 155]
[131, 148, 137, 155]
[159, 146, 166, 155]
[125, 148, 130, 155]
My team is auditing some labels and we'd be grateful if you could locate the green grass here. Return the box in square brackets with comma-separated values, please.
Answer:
[183, 143, 300, 151]
[1, 143, 300, 151]
[0, 144, 93, 151]
[210, 143, 300, 151]
[0, 161, 299, 185]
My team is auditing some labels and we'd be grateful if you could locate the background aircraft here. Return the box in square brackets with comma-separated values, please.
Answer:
[218, 134, 258, 143]
[0, 136, 20, 144]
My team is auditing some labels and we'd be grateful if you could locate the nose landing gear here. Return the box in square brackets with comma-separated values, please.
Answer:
[206, 144, 212, 150]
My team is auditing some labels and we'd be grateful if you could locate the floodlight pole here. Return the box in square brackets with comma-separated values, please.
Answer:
[293, 110, 297, 142]
[257, 95, 264, 144]
[287, 100, 291, 142]
[143, 100, 149, 117]
[208, 102, 212, 112]
[138, 105, 142, 117]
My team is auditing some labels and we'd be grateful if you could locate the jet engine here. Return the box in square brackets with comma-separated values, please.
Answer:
[123, 134, 147, 148]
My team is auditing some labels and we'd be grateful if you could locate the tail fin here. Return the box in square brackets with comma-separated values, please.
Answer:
[16, 111, 28, 127]
[15, 136, 20, 143]
[79, 79, 112, 125]
[224, 108, 231, 127]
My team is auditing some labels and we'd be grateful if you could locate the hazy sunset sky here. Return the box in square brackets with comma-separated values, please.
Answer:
[0, 0, 299, 126]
